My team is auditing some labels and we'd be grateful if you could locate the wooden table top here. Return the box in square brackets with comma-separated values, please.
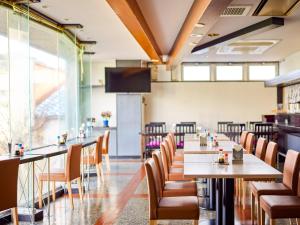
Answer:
[184, 154, 282, 179]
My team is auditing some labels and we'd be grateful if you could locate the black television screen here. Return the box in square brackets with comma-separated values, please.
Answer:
[105, 67, 151, 93]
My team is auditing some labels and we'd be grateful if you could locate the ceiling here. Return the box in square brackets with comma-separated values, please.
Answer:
[29, 0, 300, 65]
[30, 0, 149, 61]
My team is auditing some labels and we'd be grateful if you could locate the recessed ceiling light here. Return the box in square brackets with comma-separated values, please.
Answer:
[195, 22, 205, 28]
[190, 33, 203, 38]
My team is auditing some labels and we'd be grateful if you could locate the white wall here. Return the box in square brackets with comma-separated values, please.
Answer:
[280, 51, 300, 75]
[91, 60, 117, 127]
[144, 82, 277, 130]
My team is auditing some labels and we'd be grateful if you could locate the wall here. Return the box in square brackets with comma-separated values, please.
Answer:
[279, 51, 300, 110]
[144, 82, 277, 130]
[91, 60, 117, 127]
[280, 51, 300, 75]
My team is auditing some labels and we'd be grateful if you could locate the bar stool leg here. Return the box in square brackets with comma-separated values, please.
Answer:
[52, 181, 56, 201]
[67, 181, 74, 209]
[77, 178, 83, 202]
[97, 163, 104, 182]
[105, 154, 110, 172]
[38, 180, 43, 208]
[11, 207, 19, 225]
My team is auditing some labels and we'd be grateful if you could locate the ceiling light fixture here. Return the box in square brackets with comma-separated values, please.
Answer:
[190, 33, 203, 38]
[195, 22, 205, 28]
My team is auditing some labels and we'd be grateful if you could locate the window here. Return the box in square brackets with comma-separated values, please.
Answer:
[216, 65, 243, 81]
[183, 65, 210, 81]
[249, 64, 276, 80]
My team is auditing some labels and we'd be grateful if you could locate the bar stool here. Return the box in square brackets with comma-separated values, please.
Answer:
[38, 144, 83, 209]
[250, 150, 300, 225]
[0, 158, 20, 225]
[83, 135, 104, 182]
[144, 158, 199, 225]
[102, 130, 110, 172]
[152, 150, 197, 197]
[259, 173, 300, 225]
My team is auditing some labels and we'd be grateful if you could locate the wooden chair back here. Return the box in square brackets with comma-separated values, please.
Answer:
[227, 123, 246, 143]
[0, 158, 19, 211]
[102, 130, 110, 154]
[66, 144, 82, 181]
[217, 121, 233, 134]
[95, 135, 104, 164]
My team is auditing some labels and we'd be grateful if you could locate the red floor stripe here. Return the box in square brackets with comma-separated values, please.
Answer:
[94, 165, 146, 225]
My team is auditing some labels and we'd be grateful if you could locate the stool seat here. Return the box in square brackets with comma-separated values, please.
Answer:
[260, 195, 300, 219]
[157, 196, 199, 220]
[163, 182, 197, 197]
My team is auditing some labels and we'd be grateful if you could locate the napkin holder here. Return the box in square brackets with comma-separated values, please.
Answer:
[232, 144, 243, 164]
[200, 135, 207, 146]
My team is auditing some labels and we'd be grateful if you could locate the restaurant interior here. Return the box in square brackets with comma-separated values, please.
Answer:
[0, 0, 300, 225]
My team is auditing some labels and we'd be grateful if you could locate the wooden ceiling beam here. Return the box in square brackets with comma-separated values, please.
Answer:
[106, 0, 162, 63]
[167, 0, 212, 66]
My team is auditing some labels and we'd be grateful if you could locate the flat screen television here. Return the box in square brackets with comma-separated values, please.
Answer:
[105, 67, 151, 93]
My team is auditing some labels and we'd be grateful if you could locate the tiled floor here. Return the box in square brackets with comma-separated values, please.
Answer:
[8, 160, 292, 225]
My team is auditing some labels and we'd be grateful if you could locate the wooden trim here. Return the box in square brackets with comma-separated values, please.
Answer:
[192, 17, 284, 54]
[167, 0, 212, 66]
[106, 0, 162, 62]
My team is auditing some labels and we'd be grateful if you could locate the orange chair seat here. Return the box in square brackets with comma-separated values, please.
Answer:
[163, 182, 197, 197]
[82, 155, 96, 164]
[250, 182, 293, 198]
[157, 196, 199, 220]
[260, 195, 300, 218]
[39, 169, 66, 182]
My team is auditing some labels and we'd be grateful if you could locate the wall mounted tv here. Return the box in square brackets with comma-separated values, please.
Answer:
[105, 67, 151, 93]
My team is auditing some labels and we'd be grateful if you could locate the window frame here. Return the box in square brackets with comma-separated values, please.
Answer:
[181, 63, 211, 81]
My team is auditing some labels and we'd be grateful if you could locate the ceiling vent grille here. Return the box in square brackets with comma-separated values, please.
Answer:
[221, 5, 252, 17]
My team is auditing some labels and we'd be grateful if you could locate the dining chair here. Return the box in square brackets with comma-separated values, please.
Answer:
[160, 141, 190, 181]
[240, 137, 268, 209]
[168, 133, 183, 161]
[255, 137, 268, 161]
[165, 136, 183, 168]
[144, 158, 199, 225]
[152, 150, 197, 197]
[250, 150, 300, 225]
[239, 131, 249, 148]
[259, 172, 300, 225]
[83, 135, 104, 182]
[38, 144, 83, 209]
[0, 158, 20, 225]
[245, 133, 255, 154]
[217, 121, 233, 134]
[102, 130, 111, 172]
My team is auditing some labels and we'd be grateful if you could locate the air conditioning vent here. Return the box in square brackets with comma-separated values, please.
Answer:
[221, 5, 252, 17]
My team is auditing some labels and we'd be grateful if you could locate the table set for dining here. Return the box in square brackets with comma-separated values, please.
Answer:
[182, 133, 282, 225]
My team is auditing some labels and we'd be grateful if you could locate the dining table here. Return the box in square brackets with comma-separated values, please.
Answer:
[184, 153, 282, 225]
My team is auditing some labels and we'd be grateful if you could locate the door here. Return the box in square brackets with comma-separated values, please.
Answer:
[117, 94, 142, 156]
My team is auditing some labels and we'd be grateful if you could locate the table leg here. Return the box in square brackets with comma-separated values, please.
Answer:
[199, 179, 215, 210]
[223, 178, 234, 225]
[31, 161, 35, 224]
[216, 178, 223, 225]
